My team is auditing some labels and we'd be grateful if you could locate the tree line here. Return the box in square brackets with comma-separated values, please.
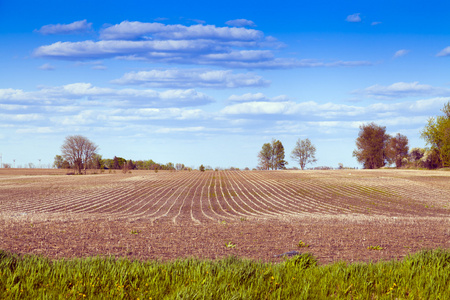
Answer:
[54, 135, 186, 174]
[54, 102, 449, 173]
[258, 101, 449, 170]
[353, 101, 450, 169]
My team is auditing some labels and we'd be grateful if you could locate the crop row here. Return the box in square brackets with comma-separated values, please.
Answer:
[1, 171, 448, 223]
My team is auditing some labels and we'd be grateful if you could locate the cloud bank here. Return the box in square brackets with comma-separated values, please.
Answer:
[33, 20, 372, 69]
[112, 69, 270, 88]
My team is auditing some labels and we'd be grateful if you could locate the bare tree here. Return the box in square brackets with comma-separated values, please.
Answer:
[61, 135, 98, 174]
[291, 138, 317, 170]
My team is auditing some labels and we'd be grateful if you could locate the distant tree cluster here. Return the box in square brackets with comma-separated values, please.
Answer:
[54, 135, 186, 174]
[353, 101, 450, 169]
[352, 123, 409, 169]
[257, 139, 288, 170]
[258, 138, 317, 170]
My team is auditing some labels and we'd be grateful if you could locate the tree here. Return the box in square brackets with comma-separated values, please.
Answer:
[291, 138, 317, 170]
[409, 147, 425, 163]
[421, 101, 450, 167]
[420, 149, 442, 169]
[53, 155, 65, 169]
[258, 142, 273, 170]
[199, 164, 205, 172]
[352, 123, 390, 169]
[386, 133, 409, 168]
[112, 156, 126, 169]
[257, 139, 287, 170]
[61, 135, 98, 174]
[91, 154, 104, 169]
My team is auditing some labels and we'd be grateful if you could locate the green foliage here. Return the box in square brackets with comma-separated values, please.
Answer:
[421, 101, 450, 167]
[367, 245, 384, 250]
[224, 242, 236, 249]
[353, 123, 391, 169]
[258, 142, 273, 170]
[199, 164, 205, 172]
[1, 249, 449, 299]
[291, 138, 317, 170]
[297, 240, 310, 248]
[409, 147, 425, 165]
[258, 139, 287, 170]
[53, 155, 70, 169]
[386, 133, 409, 168]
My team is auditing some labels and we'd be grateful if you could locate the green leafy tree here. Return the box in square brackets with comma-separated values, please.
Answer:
[271, 139, 287, 170]
[291, 138, 317, 170]
[90, 154, 103, 169]
[112, 156, 126, 169]
[386, 133, 409, 168]
[421, 101, 450, 167]
[199, 164, 205, 172]
[409, 147, 425, 163]
[420, 149, 442, 169]
[352, 123, 390, 169]
[258, 139, 287, 170]
[53, 155, 65, 169]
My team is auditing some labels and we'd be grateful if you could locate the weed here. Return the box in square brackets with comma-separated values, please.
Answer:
[130, 230, 140, 235]
[367, 245, 383, 250]
[225, 242, 236, 249]
[297, 240, 309, 248]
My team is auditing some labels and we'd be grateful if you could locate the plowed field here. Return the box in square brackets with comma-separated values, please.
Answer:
[0, 169, 449, 264]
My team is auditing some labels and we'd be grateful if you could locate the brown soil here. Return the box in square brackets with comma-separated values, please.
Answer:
[0, 169, 449, 264]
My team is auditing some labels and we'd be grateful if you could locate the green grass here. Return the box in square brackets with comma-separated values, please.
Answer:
[1, 249, 449, 299]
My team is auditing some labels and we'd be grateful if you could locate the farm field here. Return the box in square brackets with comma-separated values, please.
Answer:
[0, 169, 449, 264]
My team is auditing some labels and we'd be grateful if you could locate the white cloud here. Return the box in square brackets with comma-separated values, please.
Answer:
[33, 40, 222, 60]
[371, 21, 382, 26]
[393, 49, 409, 58]
[155, 126, 206, 134]
[228, 93, 288, 102]
[346, 13, 361, 23]
[0, 113, 44, 121]
[99, 21, 263, 41]
[16, 127, 55, 134]
[354, 82, 450, 99]
[221, 101, 293, 114]
[0, 104, 27, 110]
[0, 83, 213, 107]
[36, 20, 92, 35]
[408, 97, 450, 112]
[225, 19, 256, 27]
[112, 69, 270, 88]
[436, 46, 450, 57]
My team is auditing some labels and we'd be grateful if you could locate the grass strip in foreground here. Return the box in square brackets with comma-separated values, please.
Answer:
[0, 249, 449, 299]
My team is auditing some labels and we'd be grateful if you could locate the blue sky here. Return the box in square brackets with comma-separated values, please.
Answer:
[1, 0, 450, 169]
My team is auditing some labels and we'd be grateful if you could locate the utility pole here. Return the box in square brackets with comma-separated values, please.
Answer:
[13, 159, 16, 169]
